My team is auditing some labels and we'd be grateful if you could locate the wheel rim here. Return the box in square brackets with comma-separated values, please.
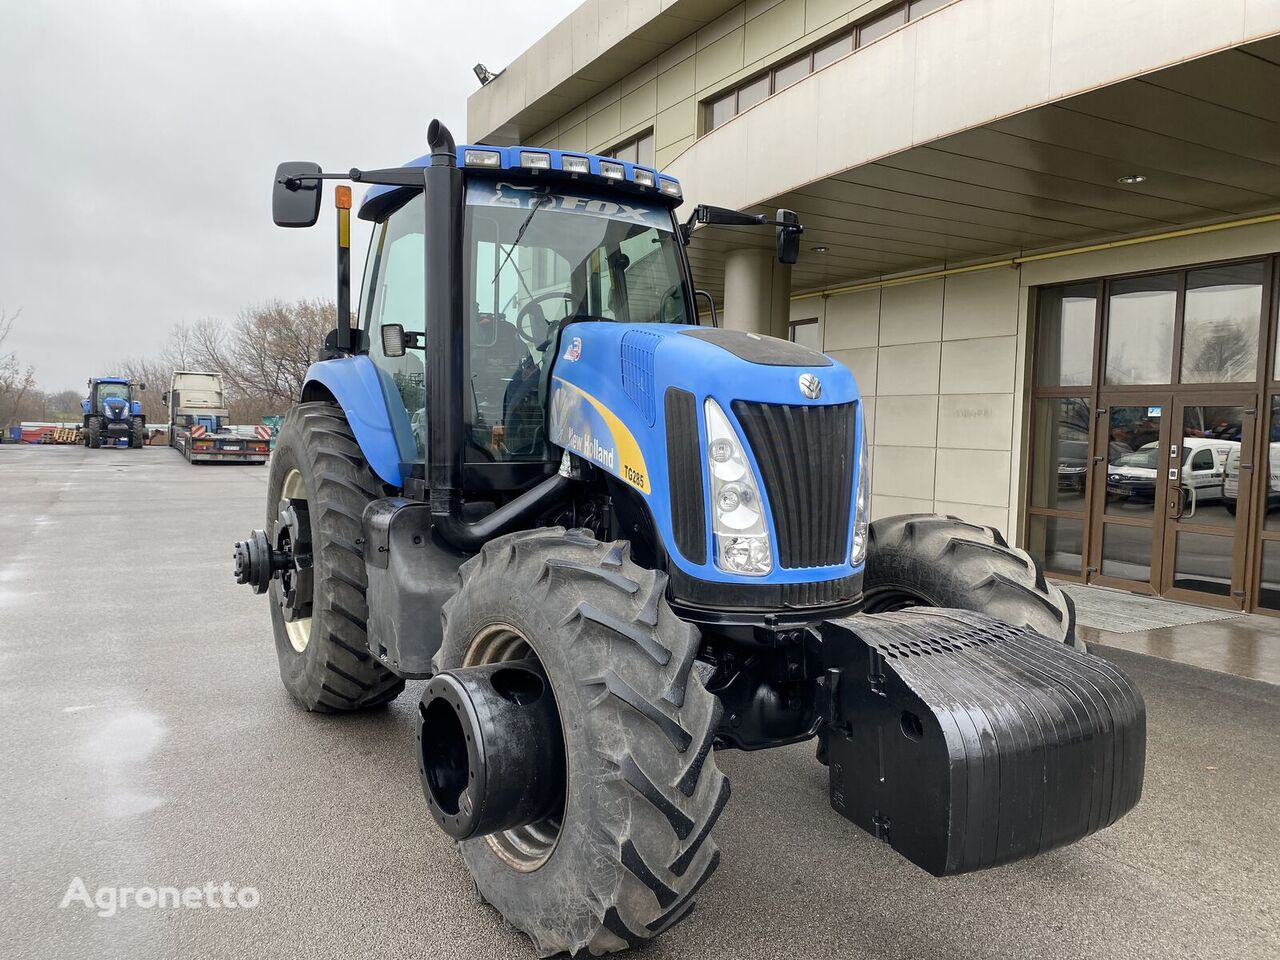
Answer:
[280, 468, 312, 653]
[464, 622, 565, 872]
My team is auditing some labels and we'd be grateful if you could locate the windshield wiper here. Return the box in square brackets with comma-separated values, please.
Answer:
[492, 193, 551, 296]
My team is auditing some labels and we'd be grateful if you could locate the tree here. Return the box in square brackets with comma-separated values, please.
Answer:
[0, 307, 37, 430]
[188, 298, 334, 420]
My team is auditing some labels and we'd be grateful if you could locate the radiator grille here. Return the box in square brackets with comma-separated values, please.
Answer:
[731, 400, 857, 569]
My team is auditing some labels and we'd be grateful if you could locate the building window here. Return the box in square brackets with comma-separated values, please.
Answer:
[858, 5, 906, 45]
[608, 129, 655, 168]
[702, 1, 952, 133]
[789, 318, 821, 349]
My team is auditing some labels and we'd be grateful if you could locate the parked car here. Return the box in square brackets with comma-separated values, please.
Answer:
[1223, 442, 1280, 515]
[1106, 437, 1237, 504]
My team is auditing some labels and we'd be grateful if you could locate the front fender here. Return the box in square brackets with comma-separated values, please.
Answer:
[302, 356, 409, 488]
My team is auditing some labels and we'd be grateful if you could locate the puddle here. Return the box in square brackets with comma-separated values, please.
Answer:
[80, 709, 166, 818]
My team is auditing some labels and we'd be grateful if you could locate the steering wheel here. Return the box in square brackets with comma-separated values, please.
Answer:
[515, 292, 576, 345]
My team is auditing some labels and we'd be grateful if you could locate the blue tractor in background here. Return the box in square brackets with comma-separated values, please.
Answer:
[232, 121, 1145, 957]
[81, 376, 146, 448]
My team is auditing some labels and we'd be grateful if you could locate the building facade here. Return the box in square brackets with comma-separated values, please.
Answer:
[469, 0, 1280, 612]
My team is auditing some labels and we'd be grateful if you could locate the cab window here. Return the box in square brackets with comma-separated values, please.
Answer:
[361, 193, 426, 458]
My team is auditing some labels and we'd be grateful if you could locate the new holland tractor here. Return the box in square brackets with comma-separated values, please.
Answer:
[82, 376, 146, 448]
[232, 121, 1146, 957]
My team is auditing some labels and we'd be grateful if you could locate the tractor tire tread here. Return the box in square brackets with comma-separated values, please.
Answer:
[437, 527, 727, 957]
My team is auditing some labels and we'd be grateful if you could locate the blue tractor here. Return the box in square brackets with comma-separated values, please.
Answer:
[82, 376, 146, 448]
[232, 122, 1145, 956]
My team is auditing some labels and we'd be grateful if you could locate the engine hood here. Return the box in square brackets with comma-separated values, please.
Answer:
[547, 322, 865, 590]
[101, 398, 129, 420]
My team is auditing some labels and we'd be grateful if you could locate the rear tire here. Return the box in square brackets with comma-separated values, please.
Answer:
[265, 402, 404, 711]
[863, 513, 1077, 647]
[435, 528, 728, 957]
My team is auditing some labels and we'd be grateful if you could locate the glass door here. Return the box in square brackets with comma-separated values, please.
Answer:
[1089, 398, 1172, 593]
[1158, 398, 1256, 608]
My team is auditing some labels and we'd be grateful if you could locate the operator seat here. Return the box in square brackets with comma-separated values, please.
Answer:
[469, 310, 532, 455]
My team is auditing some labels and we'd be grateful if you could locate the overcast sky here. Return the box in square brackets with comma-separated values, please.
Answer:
[0, 0, 580, 392]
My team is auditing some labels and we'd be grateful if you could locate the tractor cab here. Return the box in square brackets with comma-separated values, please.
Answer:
[357, 155, 695, 482]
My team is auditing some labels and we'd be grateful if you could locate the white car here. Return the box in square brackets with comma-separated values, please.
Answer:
[1106, 437, 1237, 506]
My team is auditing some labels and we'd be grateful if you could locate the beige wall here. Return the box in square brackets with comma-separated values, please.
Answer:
[521, 0, 902, 167]
[803, 220, 1280, 540]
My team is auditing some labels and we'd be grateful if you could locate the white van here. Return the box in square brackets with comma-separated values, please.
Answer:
[1223, 442, 1280, 515]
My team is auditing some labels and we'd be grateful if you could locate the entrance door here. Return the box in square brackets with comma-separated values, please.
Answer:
[1158, 398, 1255, 608]
[1088, 395, 1256, 608]
[1090, 398, 1171, 594]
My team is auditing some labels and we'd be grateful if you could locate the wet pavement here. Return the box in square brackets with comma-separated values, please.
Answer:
[2, 443, 1278, 960]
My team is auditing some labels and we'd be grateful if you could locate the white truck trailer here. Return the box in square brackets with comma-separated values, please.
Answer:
[164, 371, 269, 464]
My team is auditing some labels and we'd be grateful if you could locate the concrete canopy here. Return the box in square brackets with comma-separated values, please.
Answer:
[666, 0, 1280, 300]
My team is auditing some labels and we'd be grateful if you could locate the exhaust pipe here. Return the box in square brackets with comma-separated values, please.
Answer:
[417, 659, 565, 840]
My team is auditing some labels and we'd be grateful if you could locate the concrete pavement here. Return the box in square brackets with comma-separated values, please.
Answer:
[1, 444, 1277, 959]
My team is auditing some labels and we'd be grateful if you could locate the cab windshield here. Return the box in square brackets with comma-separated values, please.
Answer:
[97, 383, 130, 402]
[461, 181, 690, 462]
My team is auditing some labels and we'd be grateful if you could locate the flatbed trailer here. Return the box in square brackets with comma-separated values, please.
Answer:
[165, 371, 269, 465]
[171, 424, 270, 464]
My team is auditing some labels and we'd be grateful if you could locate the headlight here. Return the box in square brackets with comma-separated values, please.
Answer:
[850, 422, 869, 566]
[704, 399, 772, 576]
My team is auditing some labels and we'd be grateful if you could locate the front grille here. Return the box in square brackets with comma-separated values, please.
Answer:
[731, 400, 857, 569]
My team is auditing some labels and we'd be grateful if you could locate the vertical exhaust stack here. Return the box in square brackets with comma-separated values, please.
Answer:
[423, 120, 466, 523]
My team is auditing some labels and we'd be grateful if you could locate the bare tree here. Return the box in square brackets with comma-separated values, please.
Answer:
[0, 305, 19, 350]
[190, 298, 333, 414]
[0, 306, 37, 430]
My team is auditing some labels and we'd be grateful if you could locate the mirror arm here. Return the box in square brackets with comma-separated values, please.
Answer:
[679, 204, 803, 240]
[280, 167, 431, 192]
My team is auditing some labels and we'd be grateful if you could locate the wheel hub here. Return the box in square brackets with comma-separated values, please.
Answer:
[274, 498, 313, 622]
[417, 624, 567, 872]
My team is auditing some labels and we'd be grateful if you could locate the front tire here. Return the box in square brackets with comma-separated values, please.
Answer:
[85, 419, 101, 448]
[863, 513, 1077, 647]
[128, 417, 146, 448]
[435, 528, 728, 957]
[265, 402, 403, 711]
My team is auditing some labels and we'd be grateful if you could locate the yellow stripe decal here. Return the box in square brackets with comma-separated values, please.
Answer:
[552, 377, 651, 494]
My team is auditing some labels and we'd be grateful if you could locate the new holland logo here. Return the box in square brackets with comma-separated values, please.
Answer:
[798, 373, 822, 400]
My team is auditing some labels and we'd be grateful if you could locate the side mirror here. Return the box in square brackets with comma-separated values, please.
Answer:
[381, 324, 407, 358]
[273, 161, 323, 228]
[776, 208, 802, 265]
[139, 383, 146, 391]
